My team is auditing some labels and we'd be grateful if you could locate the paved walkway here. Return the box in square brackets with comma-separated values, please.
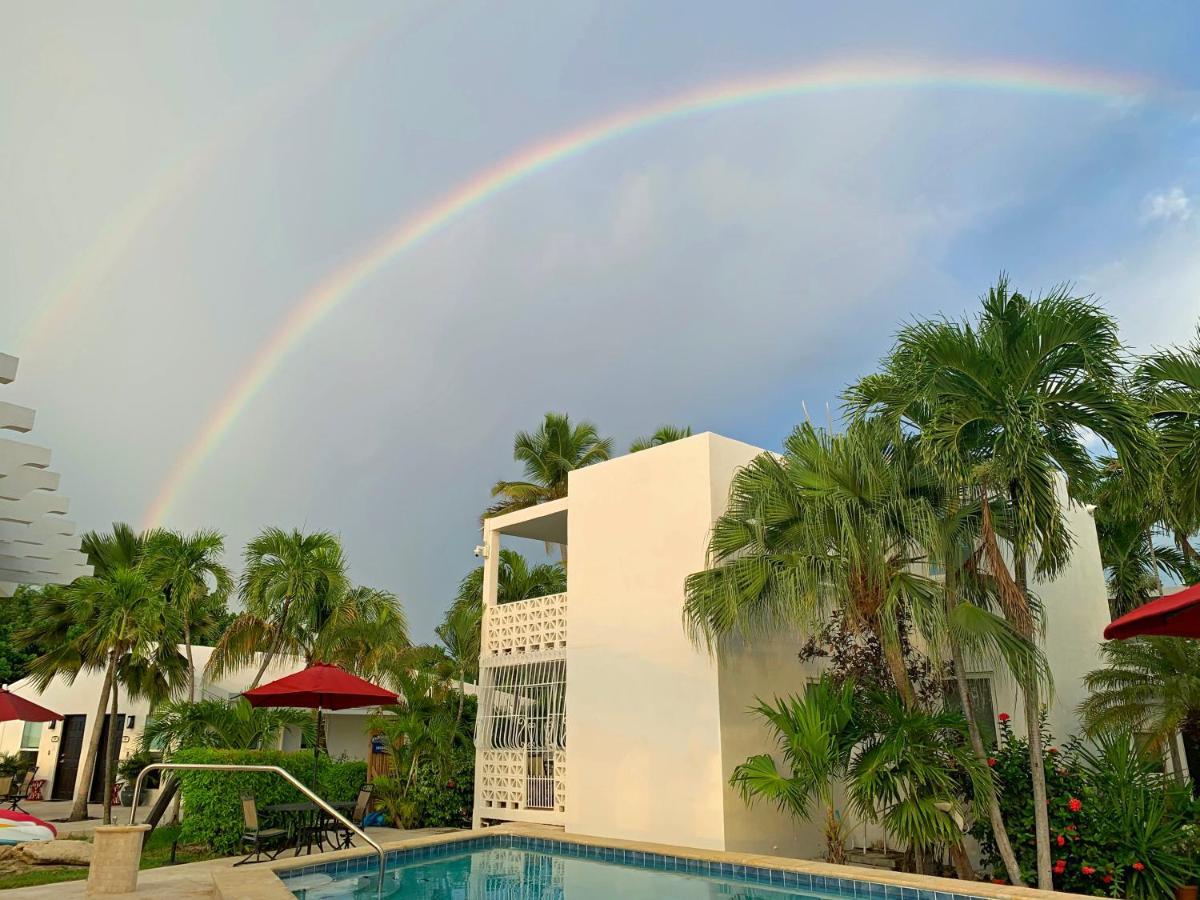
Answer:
[19, 800, 158, 835]
[0, 827, 456, 899]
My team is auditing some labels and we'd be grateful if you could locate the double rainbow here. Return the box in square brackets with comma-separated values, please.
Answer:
[142, 57, 1152, 527]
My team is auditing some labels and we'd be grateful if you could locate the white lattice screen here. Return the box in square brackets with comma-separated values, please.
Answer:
[484, 592, 567, 656]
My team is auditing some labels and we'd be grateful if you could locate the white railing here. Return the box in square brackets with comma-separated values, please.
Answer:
[484, 592, 567, 657]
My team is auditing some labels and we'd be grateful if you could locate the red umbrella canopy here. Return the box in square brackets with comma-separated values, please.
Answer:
[241, 662, 397, 710]
[1104, 583, 1200, 640]
[0, 688, 63, 723]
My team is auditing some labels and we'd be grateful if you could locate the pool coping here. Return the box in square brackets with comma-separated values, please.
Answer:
[217, 822, 1086, 900]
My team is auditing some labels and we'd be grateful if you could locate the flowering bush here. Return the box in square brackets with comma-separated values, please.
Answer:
[971, 716, 1200, 899]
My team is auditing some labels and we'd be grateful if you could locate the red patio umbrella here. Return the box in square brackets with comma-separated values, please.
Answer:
[1104, 583, 1200, 640]
[242, 662, 397, 786]
[0, 687, 62, 723]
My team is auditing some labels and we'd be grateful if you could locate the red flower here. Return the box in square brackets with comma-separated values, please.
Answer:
[1054, 860, 1067, 875]
[1133, 862, 1145, 872]
[1047, 746, 1059, 754]
[1067, 797, 1083, 812]
[1057, 835, 1066, 847]
[1066, 825, 1077, 832]
[1103, 875, 1114, 884]
[1082, 867, 1095, 876]
[987, 757, 997, 767]
[998, 713, 1010, 722]
[992, 879, 1006, 885]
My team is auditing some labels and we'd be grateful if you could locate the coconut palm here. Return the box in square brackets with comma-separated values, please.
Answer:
[1079, 637, 1200, 785]
[435, 603, 482, 721]
[846, 276, 1152, 888]
[1135, 329, 1200, 566]
[486, 413, 612, 526]
[207, 528, 349, 688]
[144, 528, 233, 702]
[684, 417, 941, 707]
[141, 697, 314, 753]
[731, 677, 858, 863]
[449, 549, 566, 620]
[629, 425, 693, 453]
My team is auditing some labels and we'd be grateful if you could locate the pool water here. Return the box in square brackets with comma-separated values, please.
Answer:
[287, 845, 828, 899]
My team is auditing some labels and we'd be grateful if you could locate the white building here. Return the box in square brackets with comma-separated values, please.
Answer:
[0, 352, 92, 595]
[0, 648, 377, 804]
[471, 432, 1112, 858]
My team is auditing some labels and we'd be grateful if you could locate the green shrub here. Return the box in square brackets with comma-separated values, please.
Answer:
[409, 748, 474, 828]
[174, 748, 366, 855]
[971, 717, 1200, 899]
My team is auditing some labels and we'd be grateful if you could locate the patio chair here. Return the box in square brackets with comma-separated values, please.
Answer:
[235, 794, 288, 865]
[328, 783, 374, 850]
[4, 770, 36, 813]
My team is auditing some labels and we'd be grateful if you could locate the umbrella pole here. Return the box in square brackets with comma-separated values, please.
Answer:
[314, 704, 322, 791]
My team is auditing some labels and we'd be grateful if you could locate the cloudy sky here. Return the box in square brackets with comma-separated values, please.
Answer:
[4, 1, 1199, 639]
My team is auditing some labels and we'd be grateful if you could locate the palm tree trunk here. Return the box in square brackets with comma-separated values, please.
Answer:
[949, 842, 975, 880]
[951, 636, 1024, 885]
[143, 776, 180, 839]
[1013, 554, 1052, 890]
[67, 659, 116, 821]
[102, 655, 121, 825]
[1167, 732, 1185, 786]
[184, 622, 195, 703]
[881, 640, 917, 708]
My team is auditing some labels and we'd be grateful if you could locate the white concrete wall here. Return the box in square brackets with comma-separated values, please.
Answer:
[565, 433, 737, 849]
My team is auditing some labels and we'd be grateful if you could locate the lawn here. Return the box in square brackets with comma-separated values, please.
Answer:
[0, 826, 221, 890]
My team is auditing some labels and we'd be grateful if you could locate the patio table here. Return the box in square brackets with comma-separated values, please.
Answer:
[262, 800, 354, 856]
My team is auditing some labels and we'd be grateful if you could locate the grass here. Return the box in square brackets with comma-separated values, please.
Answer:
[0, 825, 222, 890]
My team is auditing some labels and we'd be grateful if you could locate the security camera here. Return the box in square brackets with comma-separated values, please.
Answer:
[474, 544, 487, 558]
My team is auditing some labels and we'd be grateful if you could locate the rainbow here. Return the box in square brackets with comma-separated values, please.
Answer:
[142, 57, 1152, 527]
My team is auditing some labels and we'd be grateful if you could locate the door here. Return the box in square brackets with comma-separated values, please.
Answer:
[88, 714, 125, 803]
[51, 715, 87, 801]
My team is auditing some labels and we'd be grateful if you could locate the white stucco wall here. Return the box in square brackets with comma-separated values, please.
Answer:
[565, 433, 744, 849]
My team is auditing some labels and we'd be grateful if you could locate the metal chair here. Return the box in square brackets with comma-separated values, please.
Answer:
[235, 794, 288, 865]
[328, 783, 374, 850]
[4, 770, 36, 813]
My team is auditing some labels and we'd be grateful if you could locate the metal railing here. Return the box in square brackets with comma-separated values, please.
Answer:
[128, 763, 386, 896]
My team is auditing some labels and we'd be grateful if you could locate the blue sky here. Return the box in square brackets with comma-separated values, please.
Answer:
[3, 1, 1199, 638]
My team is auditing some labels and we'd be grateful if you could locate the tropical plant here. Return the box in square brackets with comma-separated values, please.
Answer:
[629, 425, 693, 453]
[684, 417, 941, 707]
[450, 549, 566, 618]
[141, 698, 315, 753]
[435, 602, 482, 721]
[486, 413, 612, 535]
[144, 528, 233, 702]
[1079, 637, 1200, 783]
[847, 276, 1153, 887]
[1135, 327, 1200, 565]
[731, 677, 858, 862]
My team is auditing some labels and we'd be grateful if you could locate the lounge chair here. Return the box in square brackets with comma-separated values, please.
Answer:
[235, 794, 288, 865]
[4, 770, 36, 813]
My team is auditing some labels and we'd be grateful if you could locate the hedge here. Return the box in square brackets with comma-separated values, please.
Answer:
[174, 748, 367, 855]
[408, 748, 474, 828]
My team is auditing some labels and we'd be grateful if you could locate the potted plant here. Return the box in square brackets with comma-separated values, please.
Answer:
[117, 751, 152, 807]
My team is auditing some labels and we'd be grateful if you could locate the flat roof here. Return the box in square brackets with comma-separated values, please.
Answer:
[484, 496, 568, 544]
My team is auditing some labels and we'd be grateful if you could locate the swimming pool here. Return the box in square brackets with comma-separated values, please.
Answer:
[277, 833, 993, 900]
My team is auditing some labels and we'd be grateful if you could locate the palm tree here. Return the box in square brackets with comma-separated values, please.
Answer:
[486, 413, 612, 539]
[66, 567, 179, 823]
[1135, 328, 1200, 566]
[847, 276, 1153, 887]
[207, 528, 349, 689]
[310, 584, 410, 681]
[629, 425, 693, 453]
[449, 549, 566, 620]
[684, 418, 940, 707]
[731, 677, 858, 863]
[435, 603, 481, 722]
[1079, 637, 1200, 785]
[144, 529, 233, 702]
[142, 697, 314, 753]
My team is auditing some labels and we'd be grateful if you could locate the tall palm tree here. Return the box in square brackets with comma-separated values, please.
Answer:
[63, 567, 179, 823]
[435, 602, 481, 721]
[1079, 637, 1200, 785]
[1135, 328, 1200, 566]
[207, 528, 349, 688]
[629, 425, 693, 453]
[144, 528, 233, 702]
[684, 418, 940, 707]
[449, 549, 566, 620]
[486, 413, 612, 535]
[142, 697, 314, 753]
[846, 275, 1153, 887]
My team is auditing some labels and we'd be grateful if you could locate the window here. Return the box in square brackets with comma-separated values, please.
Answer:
[943, 676, 998, 749]
[19, 722, 42, 752]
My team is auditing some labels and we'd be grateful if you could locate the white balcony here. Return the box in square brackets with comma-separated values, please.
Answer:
[484, 591, 567, 658]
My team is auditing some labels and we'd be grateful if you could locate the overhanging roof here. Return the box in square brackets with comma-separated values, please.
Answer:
[484, 497, 568, 544]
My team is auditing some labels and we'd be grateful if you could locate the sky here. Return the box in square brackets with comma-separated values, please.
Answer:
[3, 1, 1200, 640]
